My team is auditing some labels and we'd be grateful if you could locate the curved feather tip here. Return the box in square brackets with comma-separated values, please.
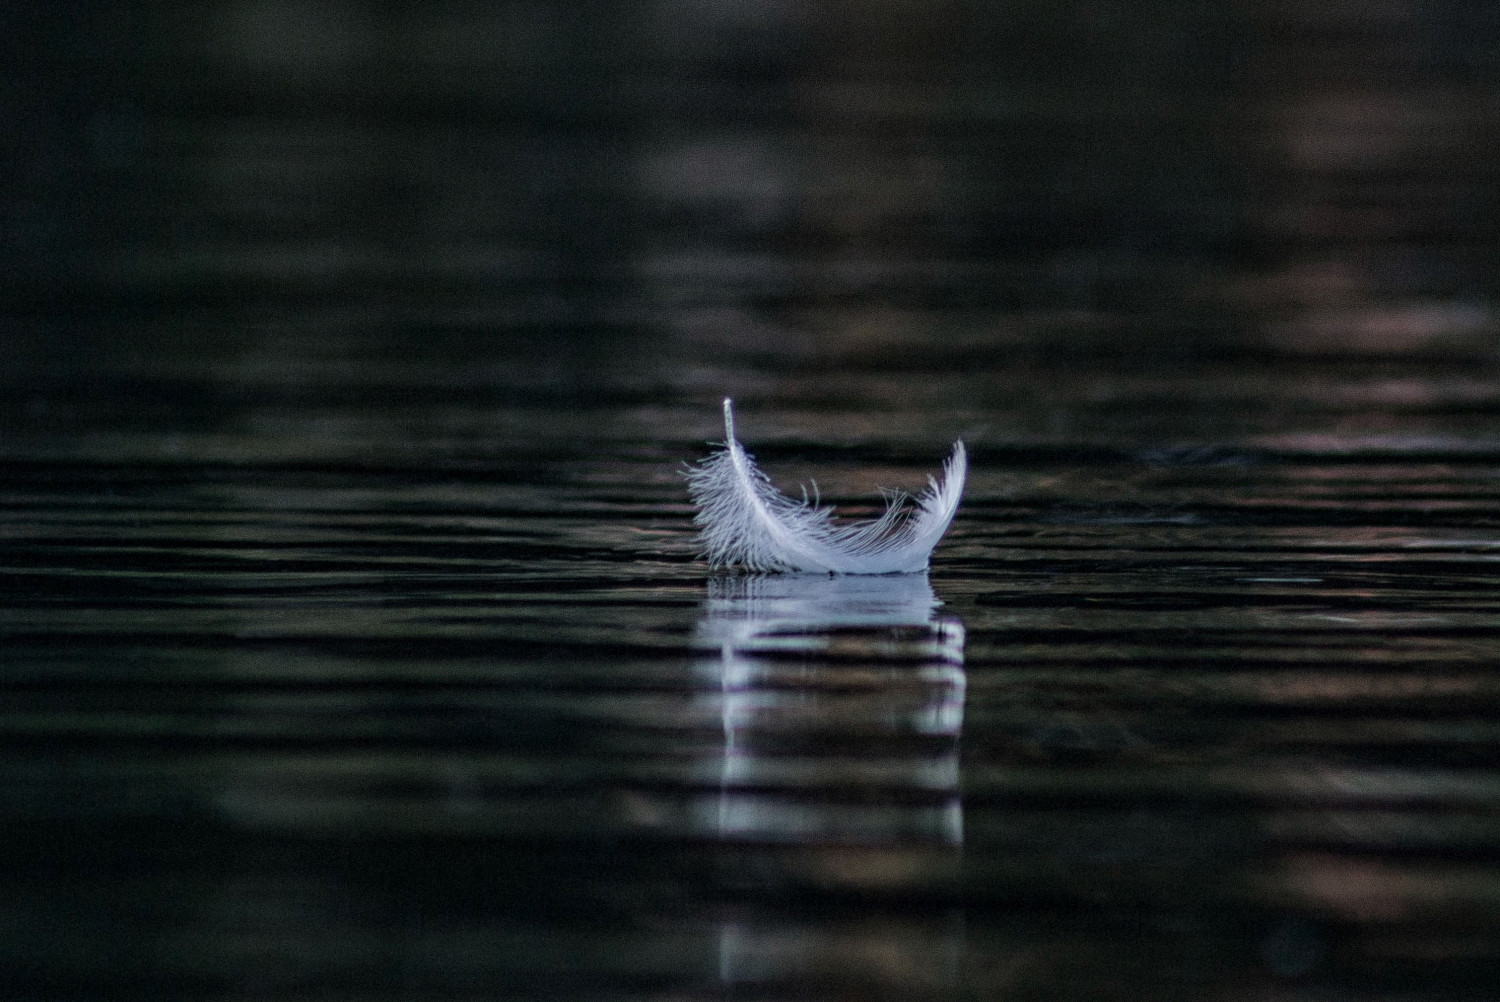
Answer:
[685, 398, 966, 574]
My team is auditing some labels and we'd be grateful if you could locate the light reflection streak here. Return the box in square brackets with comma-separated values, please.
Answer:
[693, 573, 966, 846]
[694, 572, 967, 991]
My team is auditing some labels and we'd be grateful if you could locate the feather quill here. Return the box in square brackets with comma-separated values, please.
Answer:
[686, 399, 966, 574]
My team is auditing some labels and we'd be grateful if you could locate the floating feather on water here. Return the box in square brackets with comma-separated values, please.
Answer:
[685, 399, 966, 574]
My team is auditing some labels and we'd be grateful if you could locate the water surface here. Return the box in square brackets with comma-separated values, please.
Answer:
[4, 2, 1500, 998]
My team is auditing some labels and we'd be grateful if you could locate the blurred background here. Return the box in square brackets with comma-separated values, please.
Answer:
[6, 2, 1500, 1000]
[5, 0, 1498, 390]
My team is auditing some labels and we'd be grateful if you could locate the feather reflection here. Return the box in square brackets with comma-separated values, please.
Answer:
[693, 573, 965, 846]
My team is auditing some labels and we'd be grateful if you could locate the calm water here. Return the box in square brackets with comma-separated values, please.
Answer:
[5, 2, 1500, 999]
[7, 364, 1500, 999]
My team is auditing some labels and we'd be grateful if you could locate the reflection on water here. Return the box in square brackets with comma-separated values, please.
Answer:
[695, 573, 966, 992]
[694, 574, 965, 845]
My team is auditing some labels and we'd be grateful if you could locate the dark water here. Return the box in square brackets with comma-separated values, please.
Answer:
[5, 2, 1500, 999]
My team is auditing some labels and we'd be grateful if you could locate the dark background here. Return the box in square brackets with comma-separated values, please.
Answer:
[7, 1, 1499, 380]
[5, 2, 1500, 999]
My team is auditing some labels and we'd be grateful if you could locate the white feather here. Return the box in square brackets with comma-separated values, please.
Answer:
[685, 399, 966, 574]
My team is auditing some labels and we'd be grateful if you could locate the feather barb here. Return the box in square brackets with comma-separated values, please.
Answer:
[685, 398, 966, 574]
